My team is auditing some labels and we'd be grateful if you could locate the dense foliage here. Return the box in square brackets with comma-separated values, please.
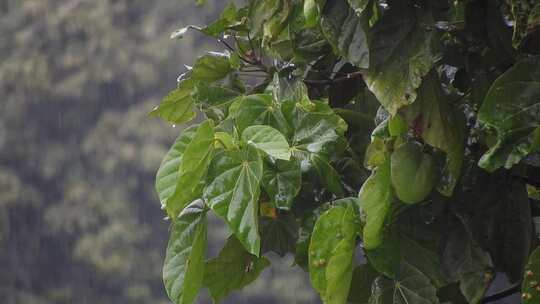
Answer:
[154, 0, 540, 303]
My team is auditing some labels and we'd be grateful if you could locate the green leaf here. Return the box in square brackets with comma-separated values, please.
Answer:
[156, 126, 197, 209]
[309, 203, 359, 304]
[312, 154, 345, 197]
[402, 74, 466, 196]
[442, 216, 493, 304]
[229, 94, 290, 135]
[321, 0, 369, 68]
[163, 200, 207, 304]
[260, 213, 298, 256]
[201, 3, 243, 37]
[358, 155, 392, 249]
[262, 158, 301, 209]
[368, 262, 439, 304]
[348, 264, 379, 304]
[304, 0, 326, 28]
[478, 55, 540, 171]
[150, 79, 196, 124]
[191, 53, 234, 83]
[204, 236, 270, 303]
[166, 121, 215, 218]
[522, 247, 540, 303]
[193, 84, 241, 122]
[363, 0, 437, 115]
[241, 125, 291, 160]
[204, 145, 263, 255]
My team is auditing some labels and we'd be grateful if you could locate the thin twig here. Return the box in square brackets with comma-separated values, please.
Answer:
[303, 71, 364, 85]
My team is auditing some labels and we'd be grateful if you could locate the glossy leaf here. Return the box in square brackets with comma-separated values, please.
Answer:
[191, 53, 234, 83]
[163, 200, 207, 304]
[204, 236, 270, 303]
[204, 145, 263, 255]
[358, 155, 392, 249]
[229, 94, 290, 135]
[262, 159, 301, 210]
[478, 56, 540, 171]
[309, 203, 359, 304]
[241, 125, 291, 160]
[166, 120, 215, 218]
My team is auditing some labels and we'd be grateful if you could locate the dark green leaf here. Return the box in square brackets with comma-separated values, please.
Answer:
[229, 94, 290, 135]
[191, 53, 234, 83]
[163, 200, 207, 304]
[368, 262, 439, 304]
[204, 236, 270, 303]
[348, 263, 379, 304]
[193, 84, 241, 122]
[260, 213, 298, 256]
[321, 0, 369, 68]
[262, 159, 301, 210]
[363, 0, 437, 115]
[478, 56, 540, 171]
[204, 145, 264, 255]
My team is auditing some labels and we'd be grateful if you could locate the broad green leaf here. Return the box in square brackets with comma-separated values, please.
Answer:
[363, 0, 437, 115]
[166, 121, 215, 218]
[348, 264, 379, 304]
[193, 84, 241, 122]
[522, 247, 540, 303]
[229, 94, 290, 135]
[150, 79, 196, 124]
[191, 53, 234, 83]
[312, 154, 345, 197]
[204, 145, 263, 255]
[358, 155, 392, 249]
[368, 262, 439, 304]
[155, 126, 197, 208]
[262, 159, 301, 209]
[241, 125, 291, 160]
[284, 100, 347, 154]
[309, 203, 359, 304]
[321, 0, 369, 69]
[204, 236, 270, 303]
[163, 200, 207, 304]
[478, 56, 540, 171]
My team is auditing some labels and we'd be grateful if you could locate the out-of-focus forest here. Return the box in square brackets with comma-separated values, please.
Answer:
[0, 1, 317, 303]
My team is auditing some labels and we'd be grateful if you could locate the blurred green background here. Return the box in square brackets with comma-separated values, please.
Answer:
[0, 1, 318, 303]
